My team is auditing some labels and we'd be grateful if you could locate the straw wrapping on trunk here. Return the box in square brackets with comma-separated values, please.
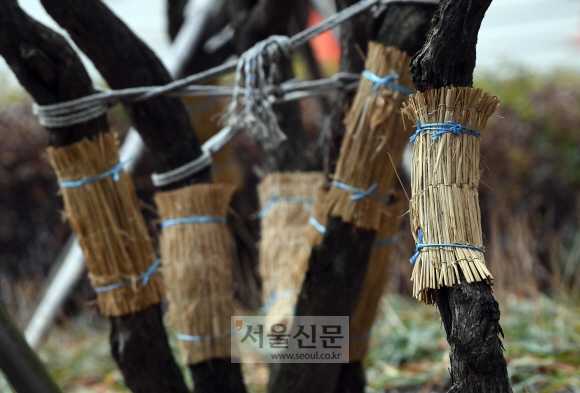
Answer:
[46, 131, 163, 317]
[349, 192, 406, 361]
[325, 42, 414, 230]
[183, 96, 244, 189]
[155, 183, 236, 365]
[258, 172, 324, 318]
[402, 86, 500, 304]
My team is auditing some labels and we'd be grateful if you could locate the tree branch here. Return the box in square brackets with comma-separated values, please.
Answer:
[0, 0, 105, 147]
[410, 0, 493, 91]
[409, 1, 512, 391]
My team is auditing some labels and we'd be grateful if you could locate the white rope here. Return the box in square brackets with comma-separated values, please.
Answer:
[223, 35, 291, 151]
[32, 0, 437, 129]
[151, 150, 212, 187]
[33, 100, 109, 128]
[34, 0, 439, 185]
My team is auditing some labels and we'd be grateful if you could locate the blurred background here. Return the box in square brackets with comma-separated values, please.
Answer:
[1, 0, 580, 392]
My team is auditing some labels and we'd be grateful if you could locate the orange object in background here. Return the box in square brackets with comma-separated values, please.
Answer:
[307, 6, 341, 65]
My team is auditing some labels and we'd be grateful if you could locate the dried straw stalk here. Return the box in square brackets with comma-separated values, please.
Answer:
[183, 96, 243, 189]
[349, 192, 405, 361]
[46, 131, 163, 317]
[326, 42, 413, 230]
[402, 87, 500, 304]
[155, 183, 236, 365]
[258, 172, 324, 318]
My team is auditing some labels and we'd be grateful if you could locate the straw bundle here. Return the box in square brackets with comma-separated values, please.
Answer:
[182, 96, 243, 189]
[326, 42, 413, 230]
[402, 87, 500, 304]
[349, 192, 405, 361]
[46, 131, 163, 317]
[155, 183, 236, 365]
[258, 172, 324, 318]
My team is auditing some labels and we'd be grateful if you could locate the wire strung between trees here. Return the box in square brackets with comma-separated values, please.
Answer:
[33, 0, 439, 188]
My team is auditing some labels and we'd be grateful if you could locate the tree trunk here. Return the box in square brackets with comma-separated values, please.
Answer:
[0, 301, 62, 393]
[326, 0, 373, 175]
[38, 1, 248, 392]
[0, 0, 106, 147]
[331, 4, 436, 393]
[409, 1, 512, 392]
[167, 0, 189, 41]
[268, 218, 376, 393]
[0, 3, 188, 393]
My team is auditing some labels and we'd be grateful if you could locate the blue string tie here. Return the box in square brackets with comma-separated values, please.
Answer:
[259, 288, 295, 314]
[59, 158, 131, 188]
[332, 180, 391, 204]
[258, 194, 314, 219]
[362, 70, 415, 95]
[161, 216, 226, 229]
[349, 330, 372, 343]
[308, 216, 326, 234]
[409, 229, 485, 264]
[93, 259, 162, 293]
[409, 120, 482, 143]
[176, 330, 234, 342]
[373, 236, 397, 248]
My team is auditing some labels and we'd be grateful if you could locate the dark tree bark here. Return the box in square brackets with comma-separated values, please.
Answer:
[167, 0, 189, 41]
[268, 218, 376, 393]
[0, 301, 62, 393]
[410, 1, 512, 392]
[0, 0, 105, 148]
[38, 2, 248, 393]
[326, 0, 373, 176]
[109, 306, 191, 393]
[229, 0, 296, 54]
[0, 2, 189, 393]
[411, 0, 492, 92]
[328, 4, 436, 393]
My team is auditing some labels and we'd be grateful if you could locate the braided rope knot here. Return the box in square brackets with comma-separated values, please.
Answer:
[224, 35, 293, 151]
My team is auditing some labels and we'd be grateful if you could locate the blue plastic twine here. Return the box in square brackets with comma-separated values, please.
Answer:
[349, 330, 372, 343]
[409, 229, 484, 264]
[259, 288, 295, 314]
[409, 120, 481, 143]
[332, 180, 390, 204]
[308, 216, 326, 234]
[309, 217, 395, 248]
[176, 330, 234, 342]
[161, 216, 226, 229]
[59, 158, 131, 188]
[259, 194, 314, 219]
[362, 71, 415, 95]
[93, 259, 162, 293]
[373, 236, 397, 248]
